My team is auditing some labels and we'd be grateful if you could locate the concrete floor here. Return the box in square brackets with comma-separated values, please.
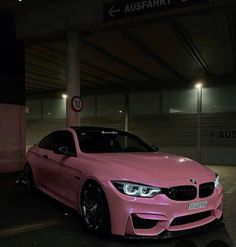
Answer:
[0, 165, 235, 247]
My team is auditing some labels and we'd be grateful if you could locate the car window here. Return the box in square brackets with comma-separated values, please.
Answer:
[39, 131, 76, 156]
[38, 133, 56, 151]
[53, 131, 77, 156]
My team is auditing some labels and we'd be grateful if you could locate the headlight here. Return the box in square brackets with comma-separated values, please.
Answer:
[214, 174, 220, 188]
[112, 181, 161, 198]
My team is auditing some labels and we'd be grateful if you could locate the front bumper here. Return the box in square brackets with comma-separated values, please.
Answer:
[105, 183, 223, 237]
[125, 216, 224, 239]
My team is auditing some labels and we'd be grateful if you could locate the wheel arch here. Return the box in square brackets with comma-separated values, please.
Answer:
[78, 177, 102, 207]
[79, 177, 111, 233]
[24, 161, 38, 189]
[78, 177, 110, 214]
[23, 162, 32, 174]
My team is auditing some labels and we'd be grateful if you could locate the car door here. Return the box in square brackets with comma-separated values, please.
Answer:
[54, 131, 81, 205]
[36, 132, 58, 190]
[40, 130, 75, 197]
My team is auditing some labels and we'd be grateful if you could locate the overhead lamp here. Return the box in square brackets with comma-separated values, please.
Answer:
[195, 83, 203, 89]
[62, 94, 68, 99]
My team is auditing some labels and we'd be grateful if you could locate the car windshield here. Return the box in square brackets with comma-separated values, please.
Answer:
[75, 129, 155, 153]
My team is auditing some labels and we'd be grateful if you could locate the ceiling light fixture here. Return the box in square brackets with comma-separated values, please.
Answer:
[195, 82, 203, 89]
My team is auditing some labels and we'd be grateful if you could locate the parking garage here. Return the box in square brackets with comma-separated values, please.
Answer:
[0, 0, 236, 246]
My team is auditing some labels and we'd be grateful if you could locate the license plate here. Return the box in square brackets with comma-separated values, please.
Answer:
[188, 201, 208, 210]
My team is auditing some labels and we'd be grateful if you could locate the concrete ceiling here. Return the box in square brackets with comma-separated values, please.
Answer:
[25, 10, 236, 96]
[0, 0, 64, 11]
[1, 0, 236, 96]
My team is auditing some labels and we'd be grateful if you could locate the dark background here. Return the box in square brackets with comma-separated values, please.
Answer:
[0, 13, 25, 106]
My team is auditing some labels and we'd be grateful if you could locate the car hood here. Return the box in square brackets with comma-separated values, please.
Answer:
[83, 152, 215, 185]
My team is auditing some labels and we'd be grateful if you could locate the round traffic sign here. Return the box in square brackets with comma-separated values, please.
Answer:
[71, 96, 83, 112]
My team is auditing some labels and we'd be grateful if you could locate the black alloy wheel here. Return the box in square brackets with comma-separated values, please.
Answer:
[23, 164, 35, 193]
[81, 180, 110, 233]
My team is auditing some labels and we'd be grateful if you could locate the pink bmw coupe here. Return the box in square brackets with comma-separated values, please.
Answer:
[24, 127, 223, 238]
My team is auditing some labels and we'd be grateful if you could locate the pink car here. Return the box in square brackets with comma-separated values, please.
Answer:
[24, 127, 223, 237]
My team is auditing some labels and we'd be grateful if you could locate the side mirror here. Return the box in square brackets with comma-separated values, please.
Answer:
[152, 145, 159, 152]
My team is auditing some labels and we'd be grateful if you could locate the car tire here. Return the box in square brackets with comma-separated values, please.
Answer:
[23, 164, 35, 194]
[81, 180, 111, 234]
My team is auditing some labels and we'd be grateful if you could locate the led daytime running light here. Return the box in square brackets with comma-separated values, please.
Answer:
[113, 182, 161, 198]
[214, 175, 220, 189]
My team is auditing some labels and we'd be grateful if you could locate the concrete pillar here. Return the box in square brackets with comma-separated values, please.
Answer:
[0, 14, 25, 173]
[196, 87, 202, 162]
[66, 30, 80, 127]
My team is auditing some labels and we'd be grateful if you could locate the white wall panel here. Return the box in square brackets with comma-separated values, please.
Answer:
[203, 86, 236, 113]
[163, 89, 197, 113]
[129, 91, 161, 115]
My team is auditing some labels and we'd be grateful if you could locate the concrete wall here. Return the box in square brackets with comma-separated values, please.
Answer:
[26, 86, 236, 165]
[0, 104, 25, 172]
[0, 14, 25, 173]
[26, 119, 66, 151]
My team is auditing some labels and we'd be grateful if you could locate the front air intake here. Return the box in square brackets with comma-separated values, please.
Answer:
[171, 211, 212, 226]
[131, 214, 158, 229]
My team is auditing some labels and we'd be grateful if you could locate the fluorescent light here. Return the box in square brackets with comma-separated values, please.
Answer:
[195, 83, 203, 89]
[62, 94, 68, 99]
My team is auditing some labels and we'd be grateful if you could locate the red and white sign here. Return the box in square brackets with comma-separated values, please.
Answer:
[71, 96, 83, 112]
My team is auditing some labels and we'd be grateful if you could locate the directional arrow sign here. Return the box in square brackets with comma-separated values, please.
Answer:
[103, 0, 210, 22]
[109, 6, 121, 17]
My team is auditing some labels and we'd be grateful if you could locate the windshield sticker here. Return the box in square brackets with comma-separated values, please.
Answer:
[101, 131, 118, 135]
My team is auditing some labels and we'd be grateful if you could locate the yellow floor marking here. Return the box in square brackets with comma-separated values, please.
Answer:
[0, 219, 62, 237]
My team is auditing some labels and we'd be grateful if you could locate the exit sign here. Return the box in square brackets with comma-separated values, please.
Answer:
[103, 0, 210, 22]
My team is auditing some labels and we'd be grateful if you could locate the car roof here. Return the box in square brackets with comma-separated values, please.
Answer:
[71, 126, 125, 133]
